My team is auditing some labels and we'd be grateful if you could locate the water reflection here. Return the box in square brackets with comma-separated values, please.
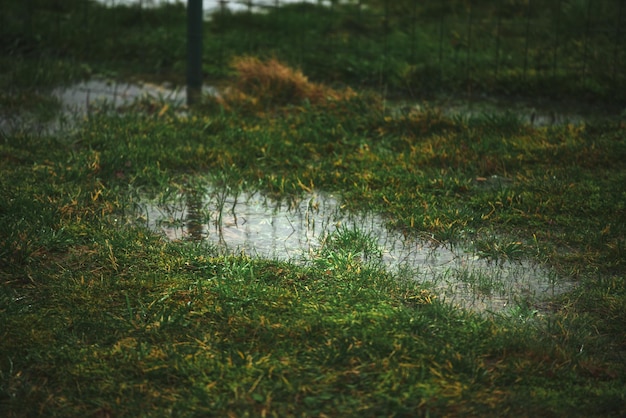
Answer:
[184, 188, 205, 241]
[52, 78, 218, 115]
[133, 185, 574, 314]
[95, 0, 340, 14]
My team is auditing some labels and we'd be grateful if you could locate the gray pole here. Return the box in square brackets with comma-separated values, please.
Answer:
[187, 0, 203, 105]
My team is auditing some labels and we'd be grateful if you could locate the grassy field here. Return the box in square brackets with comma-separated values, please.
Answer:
[1, 1, 626, 416]
[2, 0, 625, 102]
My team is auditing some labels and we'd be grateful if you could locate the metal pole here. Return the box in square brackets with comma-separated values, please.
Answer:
[466, 0, 473, 98]
[522, 0, 532, 82]
[187, 0, 203, 106]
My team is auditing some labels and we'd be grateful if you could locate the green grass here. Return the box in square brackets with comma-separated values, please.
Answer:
[2, 0, 625, 103]
[2, 88, 625, 416]
[1, 1, 626, 416]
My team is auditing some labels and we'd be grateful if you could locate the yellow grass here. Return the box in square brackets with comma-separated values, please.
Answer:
[220, 56, 355, 110]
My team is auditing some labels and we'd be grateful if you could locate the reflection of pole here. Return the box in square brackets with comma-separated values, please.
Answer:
[214, 189, 227, 248]
[187, 0, 203, 105]
[186, 189, 204, 241]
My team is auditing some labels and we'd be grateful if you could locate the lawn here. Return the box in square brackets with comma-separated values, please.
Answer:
[1, 1, 625, 416]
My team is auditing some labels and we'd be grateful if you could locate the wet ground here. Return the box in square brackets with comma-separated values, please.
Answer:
[0, 78, 215, 135]
[131, 184, 575, 315]
[5, 78, 579, 315]
[52, 79, 185, 114]
[96, 0, 338, 14]
[1, 75, 595, 137]
[50, 76, 607, 128]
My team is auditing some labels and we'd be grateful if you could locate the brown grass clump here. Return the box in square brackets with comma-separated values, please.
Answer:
[218, 56, 355, 110]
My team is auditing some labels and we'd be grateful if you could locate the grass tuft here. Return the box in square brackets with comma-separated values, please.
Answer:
[218, 56, 356, 111]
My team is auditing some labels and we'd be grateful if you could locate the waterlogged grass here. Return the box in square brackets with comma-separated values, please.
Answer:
[75, 91, 625, 276]
[1, 1, 626, 414]
[2, 75, 626, 415]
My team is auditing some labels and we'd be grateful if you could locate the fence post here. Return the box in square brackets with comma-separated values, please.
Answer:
[612, 0, 625, 85]
[187, 0, 203, 105]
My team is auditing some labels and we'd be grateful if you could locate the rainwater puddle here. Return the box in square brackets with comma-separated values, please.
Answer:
[96, 0, 342, 14]
[132, 185, 574, 315]
[52, 78, 218, 116]
[0, 78, 214, 135]
[394, 95, 593, 127]
[53, 79, 183, 115]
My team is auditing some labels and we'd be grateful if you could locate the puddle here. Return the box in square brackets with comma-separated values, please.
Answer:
[95, 0, 340, 14]
[392, 95, 599, 127]
[52, 79, 182, 115]
[131, 184, 574, 315]
[51, 78, 219, 116]
[0, 78, 216, 136]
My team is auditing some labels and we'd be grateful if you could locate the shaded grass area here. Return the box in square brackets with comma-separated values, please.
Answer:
[2, 76, 626, 415]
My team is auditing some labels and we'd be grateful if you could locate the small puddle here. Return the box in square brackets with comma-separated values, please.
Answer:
[51, 78, 219, 116]
[393, 95, 596, 127]
[132, 184, 574, 315]
[95, 0, 341, 14]
[1, 78, 215, 136]
[52, 79, 184, 114]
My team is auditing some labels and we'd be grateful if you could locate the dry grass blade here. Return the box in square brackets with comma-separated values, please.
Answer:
[220, 56, 355, 110]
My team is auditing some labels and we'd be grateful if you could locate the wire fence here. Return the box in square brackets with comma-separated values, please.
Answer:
[206, 0, 626, 101]
[5, 0, 626, 102]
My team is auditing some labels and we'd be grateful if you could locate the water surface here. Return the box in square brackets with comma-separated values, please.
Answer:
[96, 0, 336, 14]
[132, 185, 574, 315]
